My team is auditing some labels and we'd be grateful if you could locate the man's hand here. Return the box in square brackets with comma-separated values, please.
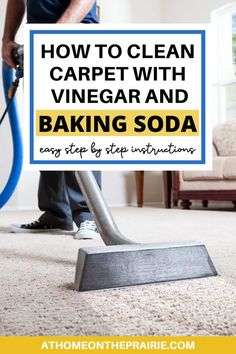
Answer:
[2, 0, 25, 67]
[2, 40, 19, 68]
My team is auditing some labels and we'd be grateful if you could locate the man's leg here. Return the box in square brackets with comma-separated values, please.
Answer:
[38, 171, 74, 230]
[64, 171, 101, 225]
[64, 171, 101, 239]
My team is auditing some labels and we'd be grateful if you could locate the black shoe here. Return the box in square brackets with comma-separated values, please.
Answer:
[10, 220, 74, 234]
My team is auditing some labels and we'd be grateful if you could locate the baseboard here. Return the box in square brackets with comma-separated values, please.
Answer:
[1, 202, 164, 211]
[2, 201, 233, 212]
[142, 202, 163, 208]
[0, 206, 38, 212]
[191, 200, 235, 209]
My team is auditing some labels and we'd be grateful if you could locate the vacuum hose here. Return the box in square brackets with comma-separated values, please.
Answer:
[0, 63, 23, 208]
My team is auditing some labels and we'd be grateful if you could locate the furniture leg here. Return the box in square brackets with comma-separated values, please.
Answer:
[202, 200, 208, 208]
[180, 200, 192, 209]
[163, 171, 172, 208]
[173, 199, 178, 207]
[135, 171, 144, 207]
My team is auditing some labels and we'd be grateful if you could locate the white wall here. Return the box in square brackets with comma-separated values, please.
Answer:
[99, 0, 161, 23]
[161, 0, 232, 23]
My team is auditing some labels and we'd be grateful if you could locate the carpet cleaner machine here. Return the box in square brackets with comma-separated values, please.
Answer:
[0, 47, 217, 291]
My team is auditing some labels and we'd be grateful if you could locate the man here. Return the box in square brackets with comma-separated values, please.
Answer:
[2, 0, 101, 240]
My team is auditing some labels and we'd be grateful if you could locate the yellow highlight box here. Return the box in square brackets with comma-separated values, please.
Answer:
[36, 110, 199, 136]
[0, 336, 235, 354]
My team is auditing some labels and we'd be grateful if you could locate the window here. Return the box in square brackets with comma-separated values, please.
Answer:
[212, 3, 236, 125]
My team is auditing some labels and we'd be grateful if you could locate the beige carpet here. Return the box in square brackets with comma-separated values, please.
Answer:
[0, 207, 236, 336]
